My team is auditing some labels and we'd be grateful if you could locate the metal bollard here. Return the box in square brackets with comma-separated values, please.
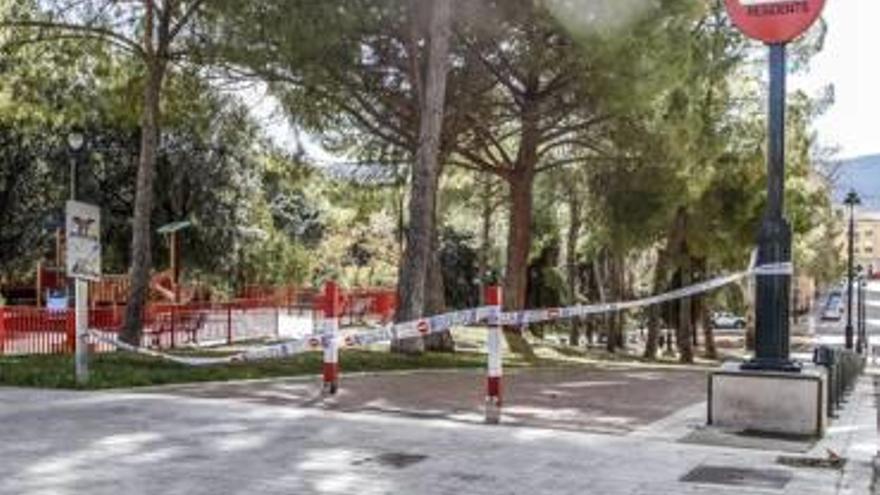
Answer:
[814, 347, 836, 418]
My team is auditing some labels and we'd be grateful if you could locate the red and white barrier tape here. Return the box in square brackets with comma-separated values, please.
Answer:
[88, 264, 786, 366]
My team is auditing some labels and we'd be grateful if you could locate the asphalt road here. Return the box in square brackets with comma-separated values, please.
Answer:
[812, 281, 880, 349]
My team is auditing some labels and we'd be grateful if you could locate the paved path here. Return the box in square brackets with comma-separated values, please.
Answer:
[147, 367, 707, 434]
[0, 367, 875, 495]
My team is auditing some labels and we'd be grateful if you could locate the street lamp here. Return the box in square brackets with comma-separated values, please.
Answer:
[843, 190, 861, 350]
[67, 131, 85, 201]
[741, 45, 798, 372]
[64, 131, 88, 311]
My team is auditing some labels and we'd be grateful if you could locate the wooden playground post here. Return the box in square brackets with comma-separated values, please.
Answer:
[227, 304, 233, 345]
[170, 305, 176, 349]
[0, 306, 6, 354]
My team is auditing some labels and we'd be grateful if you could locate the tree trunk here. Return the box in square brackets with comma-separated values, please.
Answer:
[668, 208, 693, 364]
[392, 0, 452, 354]
[502, 170, 537, 358]
[701, 300, 717, 359]
[676, 262, 694, 364]
[565, 182, 582, 347]
[591, 256, 612, 352]
[424, 229, 454, 352]
[615, 253, 627, 350]
[565, 181, 581, 301]
[477, 176, 493, 305]
[121, 61, 166, 345]
[694, 257, 717, 359]
[644, 250, 667, 360]
[743, 273, 756, 351]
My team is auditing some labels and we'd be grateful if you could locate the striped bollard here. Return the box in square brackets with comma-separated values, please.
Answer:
[485, 285, 503, 424]
[322, 281, 342, 396]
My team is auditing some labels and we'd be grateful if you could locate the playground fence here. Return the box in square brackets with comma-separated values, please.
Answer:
[0, 286, 397, 356]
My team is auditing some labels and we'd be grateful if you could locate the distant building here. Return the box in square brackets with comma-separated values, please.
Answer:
[851, 210, 880, 276]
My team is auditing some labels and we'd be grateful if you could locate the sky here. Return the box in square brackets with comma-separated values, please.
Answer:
[794, 0, 880, 160]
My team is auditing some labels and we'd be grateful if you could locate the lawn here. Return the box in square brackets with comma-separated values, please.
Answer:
[0, 325, 723, 390]
[0, 349, 530, 390]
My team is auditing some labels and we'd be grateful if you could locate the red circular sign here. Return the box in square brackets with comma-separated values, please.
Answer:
[725, 0, 825, 44]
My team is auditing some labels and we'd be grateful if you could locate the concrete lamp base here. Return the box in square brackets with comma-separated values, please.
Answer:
[708, 362, 828, 438]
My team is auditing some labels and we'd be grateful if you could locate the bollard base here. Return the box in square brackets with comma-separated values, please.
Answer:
[322, 381, 338, 396]
[485, 396, 501, 424]
[708, 362, 827, 437]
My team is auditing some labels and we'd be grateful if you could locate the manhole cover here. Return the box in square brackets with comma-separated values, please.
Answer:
[352, 452, 428, 469]
[681, 465, 791, 489]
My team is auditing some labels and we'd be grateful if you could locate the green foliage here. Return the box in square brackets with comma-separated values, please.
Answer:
[0, 0, 841, 316]
[0, 122, 65, 274]
[438, 228, 480, 309]
[527, 241, 570, 308]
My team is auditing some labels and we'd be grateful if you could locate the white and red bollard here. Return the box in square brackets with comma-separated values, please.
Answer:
[485, 285, 503, 424]
[322, 281, 342, 396]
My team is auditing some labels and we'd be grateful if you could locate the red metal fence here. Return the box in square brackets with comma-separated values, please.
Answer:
[0, 286, 397, 356]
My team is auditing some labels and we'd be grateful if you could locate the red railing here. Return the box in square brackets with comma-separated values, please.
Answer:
[0, 306, 72, 355]
[0, 285, 398, 356]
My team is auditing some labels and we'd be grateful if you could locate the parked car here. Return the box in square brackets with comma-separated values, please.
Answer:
[821, 293, 843, 321]
[821, 306, 844, 321]
[711, 311, 746, 329]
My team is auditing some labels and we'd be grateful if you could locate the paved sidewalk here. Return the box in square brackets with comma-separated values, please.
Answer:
[0, 367, 875, 495]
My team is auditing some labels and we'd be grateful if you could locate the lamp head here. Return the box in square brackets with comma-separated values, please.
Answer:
[67, 131, 84, 152]
[844, 189, 862, 207]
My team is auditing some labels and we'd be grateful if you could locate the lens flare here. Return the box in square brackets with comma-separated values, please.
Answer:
[543, 0, 660, 37]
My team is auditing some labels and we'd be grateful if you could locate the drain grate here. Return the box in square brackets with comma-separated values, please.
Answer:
[352, 452, 428, 469]
[681, 465, 792, 489]
[777, 455, 846, 470]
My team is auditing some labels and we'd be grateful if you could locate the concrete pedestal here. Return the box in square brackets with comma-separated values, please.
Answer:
[708, 362, 827, 437]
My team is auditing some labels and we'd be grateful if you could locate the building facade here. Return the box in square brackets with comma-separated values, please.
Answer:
[852, 210, 880, 276]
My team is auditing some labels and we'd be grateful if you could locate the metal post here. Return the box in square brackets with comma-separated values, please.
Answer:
[846, 203, 855, 349]
[75, 279, 89, 385]
[69, 156, 77, 202]
[864, 280, 870, 354]
[862, 279, 867, 351]
[68, 155, 77, 319]
[860, 278, 867, 353]
[743, 43, 798, 372]
[857, 277, 864, 353]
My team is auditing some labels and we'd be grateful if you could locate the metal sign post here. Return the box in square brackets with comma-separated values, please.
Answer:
[724, 0, 826, 371]
[66, 200, 101, 385]
[75, 279, 89, 383]
[743, 42, 798, 371]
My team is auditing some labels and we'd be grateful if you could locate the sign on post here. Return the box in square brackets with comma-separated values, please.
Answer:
[65, 200, 101, 281]
[725, 0, 826, 44]
[65, 200, 100, 385]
